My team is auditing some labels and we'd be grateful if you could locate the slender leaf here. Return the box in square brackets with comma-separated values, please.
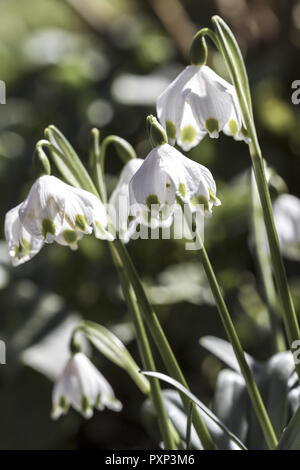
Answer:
[142, 370, 247, 450]
[277, 406, 300, 449]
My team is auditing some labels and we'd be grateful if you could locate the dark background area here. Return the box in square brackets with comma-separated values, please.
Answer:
[0, 0, 299, 449]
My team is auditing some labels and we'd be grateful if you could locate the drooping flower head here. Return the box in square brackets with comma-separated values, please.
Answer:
[19, 175, 114, 250]
[4, 203, 44, 266]
[109, 158, 144, 243]
[129, 143, 221, 227]
[52, 352, 122, 419]
[157, 65, 248, 151]
[273, 194, 300, 262]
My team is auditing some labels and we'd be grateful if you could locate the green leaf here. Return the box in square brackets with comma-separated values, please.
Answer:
[186, 402, 193, 450]
[142, 370, 247, 450]
[211, 15, 253, 117]
[277, 406, 300, 449]
[141, 391, 202, 450]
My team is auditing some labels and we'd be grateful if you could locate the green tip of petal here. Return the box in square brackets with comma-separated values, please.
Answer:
[62, 229, 77, 245]
[228, 119, 239, 136]
[165, 120, 177, 141]
[180, 126, 197, 144]
[206, 118, 220, 137]
[15, 238, 30, 259]
[198, 195, 210, 211]
[178, 183, 187, 198]
[81, 395, 92, 415]
[75, 214, 88, 231]
[42, 218, 56, 239]
[146, 194, 160, 209]
[208, 188, 217, 203]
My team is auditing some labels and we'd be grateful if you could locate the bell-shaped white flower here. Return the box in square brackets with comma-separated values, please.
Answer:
[4, 203, 44, 266]
[129, 143, 221, 227]
[273, 194, 300, 261]
[157, 65, 248, 151]
[52, 352, 122, 419]
[109, 158, 144, 243]
[19, 175, 114, 249]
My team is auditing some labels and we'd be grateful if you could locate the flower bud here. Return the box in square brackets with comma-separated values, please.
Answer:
[33, 144, 51, 177]
[147, 115, 168, 148]
[190, 31, 208, 66]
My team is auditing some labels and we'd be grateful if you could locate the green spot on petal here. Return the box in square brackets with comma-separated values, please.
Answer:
[75, 214, 87, 231]
[166, 120, 176, 141]
[178, 183, 187, 198]
[198, 195, 209, 211]
[42, 218, 56, 239]
[228, 119, 239, 136]
[81, 395, 91, 414]
[62, 229, 77, 245]
[146, 194, 160, 209]
[205, 118, 220, 136]
[94, 220, 106, 237]
[208, 188, 217, 203]
[180, 125, 197, 143]
[190, 196, 197, 206]
[58, 395, 68, 411]
[15, 238, 31, 259]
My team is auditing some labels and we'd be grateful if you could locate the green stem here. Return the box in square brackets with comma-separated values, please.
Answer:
[210, 15, 300, 383]
[92, 130, 176, 449]
[90, 129, 107, 203]
[251, 177, 286, 353]
[191, 225, 278, 449]
[113, 238, 216, 450]
[110, 244, 176, 450]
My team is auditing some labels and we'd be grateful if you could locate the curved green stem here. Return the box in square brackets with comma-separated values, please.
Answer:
[113, 238, 216, 450]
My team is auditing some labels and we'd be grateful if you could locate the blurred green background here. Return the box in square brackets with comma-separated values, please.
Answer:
[0, 0, 299, 450]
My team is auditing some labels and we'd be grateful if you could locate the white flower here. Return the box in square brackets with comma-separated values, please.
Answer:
[273, 194, 300, 261]
[19, 175, 114, 249]
[109, 159, 143, 243]
[129, 143, 221, 227]
[4, 203, 43, 266]
[52, 352, 122, 419]
[157, 65, 248, 151]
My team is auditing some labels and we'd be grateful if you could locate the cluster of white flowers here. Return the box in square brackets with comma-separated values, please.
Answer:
[5, 175, 114, 266]
[4, 52, 300, 429]
[5, 64, 248, 259]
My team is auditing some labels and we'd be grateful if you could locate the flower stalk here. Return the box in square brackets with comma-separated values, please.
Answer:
[197, 15, 300, 383]
[92, 130, 176, 449]
[184, 214, 278, 449]
[109, 243, 177, 450]
[113, 238, 216, 450]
